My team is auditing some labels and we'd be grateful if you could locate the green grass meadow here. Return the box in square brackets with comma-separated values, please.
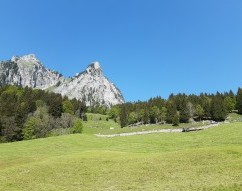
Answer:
[83, 113, 210, 135]
[0, 117, 242, 190]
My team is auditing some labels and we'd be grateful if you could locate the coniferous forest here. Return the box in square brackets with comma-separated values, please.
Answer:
[1, 85, 242, 143]
[109, 88, 242, 128]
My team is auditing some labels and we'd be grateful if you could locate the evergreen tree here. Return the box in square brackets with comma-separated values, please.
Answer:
[172, 112, 180, 126]
[159, 107, 167, 123]
[78, 101, 87, 119]
[179, 102, 190, 123]
[48, 93, 63, 118]
[236, 88, 242, 114]
[23, 117, 37, 140]
[224, 96, 236, 112]
[128, 112, 137, 125]
[149, 106, 160, 124]
[201, 96, 211, 119]
[143, 109, 150, 124]
[1, 117, 21, 142]
[195, 104, 204, 121]
[120, 105, 128, 128]
[211, 94, 227, 121]
[166, 101, 177, 124]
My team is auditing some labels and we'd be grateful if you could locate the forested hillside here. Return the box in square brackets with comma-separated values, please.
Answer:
[0, 86, 86, 142]
[109, 88, 242, 127]
[2, 85, 242, 143]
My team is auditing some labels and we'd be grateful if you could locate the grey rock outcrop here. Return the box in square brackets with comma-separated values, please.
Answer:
[0, 54, 62, 89]
[53, 62, 124, 107]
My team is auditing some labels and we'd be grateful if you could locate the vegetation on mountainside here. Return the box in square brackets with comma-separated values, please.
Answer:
[1, 85, 242, 143]
[0, 86, 86, 143]
[108, 89, 240, 127]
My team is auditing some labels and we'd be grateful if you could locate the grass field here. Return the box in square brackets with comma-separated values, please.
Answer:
[83, 113, 210, 135]
[1, 121, 242, 190]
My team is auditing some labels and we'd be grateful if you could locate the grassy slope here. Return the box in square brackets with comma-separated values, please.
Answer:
[83, 113, 210, 135]
[1, 122, 242, 190]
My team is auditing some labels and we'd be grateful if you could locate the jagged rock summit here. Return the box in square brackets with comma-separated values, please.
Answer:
[0, 54, 124, 107]
[53, 61, 124, 107]
[0, 54, 62, 89]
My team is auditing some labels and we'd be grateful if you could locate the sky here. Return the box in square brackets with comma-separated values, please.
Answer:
[0, 0, 242, 101]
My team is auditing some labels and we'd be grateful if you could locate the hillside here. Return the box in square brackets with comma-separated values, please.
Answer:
[0, 122, 242, 190]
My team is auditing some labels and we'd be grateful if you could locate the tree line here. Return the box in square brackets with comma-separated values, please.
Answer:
[0, 86, 86, 142]
[108, 88, 242, 127]
[2, 85, 242, 142]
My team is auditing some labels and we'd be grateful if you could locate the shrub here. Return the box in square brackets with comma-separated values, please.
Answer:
[83, 114, 88, 121]
[72, 119, 83, 134]
[48, 128, 72, 137]
[172, 113, 180, 126]
[23, 117, 36, 140]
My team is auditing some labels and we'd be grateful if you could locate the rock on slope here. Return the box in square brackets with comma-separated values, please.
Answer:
[0, 54, 124, 107]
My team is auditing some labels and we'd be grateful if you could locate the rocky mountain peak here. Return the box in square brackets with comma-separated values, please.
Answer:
[54, 61, 124, 107]
[11, 54, 39, 65]
[86, 61, 103, 76]
[0, 54, 62, 89]
[0, 54, 124, 107]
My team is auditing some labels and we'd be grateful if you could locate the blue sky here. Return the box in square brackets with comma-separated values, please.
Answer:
[0, 0, 242, 101]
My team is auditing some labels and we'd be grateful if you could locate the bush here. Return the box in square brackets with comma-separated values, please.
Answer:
[48, 128, 72, 137]
[72, 119, 83, 134]
[172, 113, 180, 126]
[83, 114, 88, 121]
[23, 117, 36, 140]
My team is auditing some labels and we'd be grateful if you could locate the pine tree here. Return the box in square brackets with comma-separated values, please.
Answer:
[120, 105, 128, 128]
[48, 93, 63, 118]
[172, 112, 180, 126]
[149, 106, 160, 124]
[224, 96, 236, 112]
[236, 88, 242, 114]
[211, 94, 227, 121]
[143, 109, 150, 124]
[166, 101, 177, 124]
[195, 104, 204, 121]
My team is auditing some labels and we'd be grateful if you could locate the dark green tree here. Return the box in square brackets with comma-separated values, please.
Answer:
[1, 117, 21, 142]
[166, 101, 177, 124]
[143, 109, 150, 124]
[211, 94, 227, 121]
[128, 112, 137, 125]
[48, 93, 63, 118]
[149, 106, 160, 124]
[172, 112, 180, 126]
[236, 88, 242, 114]
[195, 104, 204, 121]
[224, 96, 236, 113]
[120, 105, 128, 128]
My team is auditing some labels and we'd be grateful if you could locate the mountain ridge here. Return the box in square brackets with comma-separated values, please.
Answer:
[0, 54, 124, 107]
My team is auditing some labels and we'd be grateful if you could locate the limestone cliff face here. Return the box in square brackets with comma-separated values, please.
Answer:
[0, 54, 124, 107]
[53, 62, 124, 107]
[0, 54, 62, 89]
